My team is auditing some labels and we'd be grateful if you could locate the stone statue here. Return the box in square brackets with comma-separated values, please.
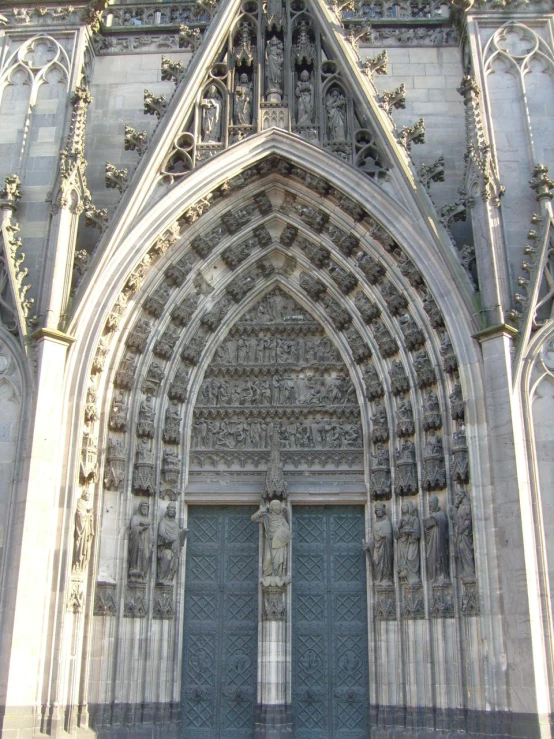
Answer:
[326, 89, 347, 141]
[450, 489, 476, 579]
[72, 489, 95, 573]
[423, 495, 450, 584]
[265, 36, 283, 94]
[364, 502, 394, 586]
[395, 500, 421, 584]
[201, 84, 222, 142]
[157, 503, 187, 586]
[252, 500, 291, 584]
[234, 73, 252, 125]
[296, 70, 313, 124]
[128, 500, 151, 583]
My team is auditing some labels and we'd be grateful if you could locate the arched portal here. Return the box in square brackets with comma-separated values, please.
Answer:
[55, 142, 499, 738]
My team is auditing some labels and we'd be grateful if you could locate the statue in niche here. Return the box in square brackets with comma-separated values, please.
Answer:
[423, 495, 450, 584]
[364, 502, 394, 586]
[234, 73, 252, 125]
[394, 500, 421, 585]
[72, 489, 95, 573]
[157, 502, 187, 585]
[200, 84, 222, 143]
[326, 89, 347, 141]
[449, 488, 476, 579]
[252, 499, 291, 582]
[128, 500, 151, 583]
[296, 70, 314, 124]
[265, 36, 284, 94]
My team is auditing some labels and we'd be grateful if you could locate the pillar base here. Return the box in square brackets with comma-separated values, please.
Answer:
[254, 704, 293, 738]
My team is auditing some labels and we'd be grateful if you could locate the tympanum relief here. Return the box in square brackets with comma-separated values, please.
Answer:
[190, 288, 363, 471]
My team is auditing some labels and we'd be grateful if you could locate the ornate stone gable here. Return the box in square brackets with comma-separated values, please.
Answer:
[190, 287, 363, 472]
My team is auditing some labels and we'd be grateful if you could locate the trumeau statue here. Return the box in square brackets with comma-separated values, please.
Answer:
[128, 500, 151, 583]
[364, 502, 394, 586]
[234, 73, 252, 125]
[252, 422, 291, 586]
[157, 503, 187, 586]
[252, 500, 291, 584]
[265, 35, 283, 94]
[72, 489, 95, 573]
[395, 500, 421, 584]
[296, 70, 314, 125]
[423, 495, 450, 584]
[200, 84, 222, 142]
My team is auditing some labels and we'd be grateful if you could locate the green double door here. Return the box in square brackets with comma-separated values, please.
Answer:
[182, 505, 369, 738]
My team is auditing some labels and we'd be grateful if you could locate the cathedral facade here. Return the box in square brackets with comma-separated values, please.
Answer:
[0, 0, 553, 735]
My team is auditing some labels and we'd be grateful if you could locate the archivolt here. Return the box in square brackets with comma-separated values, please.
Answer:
[76, 156, 471, 510]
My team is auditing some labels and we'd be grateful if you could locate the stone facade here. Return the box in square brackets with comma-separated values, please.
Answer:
[0, 0, 552, 737]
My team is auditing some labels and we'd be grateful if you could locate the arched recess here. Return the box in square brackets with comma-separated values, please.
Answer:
[55, 139, 503, 732]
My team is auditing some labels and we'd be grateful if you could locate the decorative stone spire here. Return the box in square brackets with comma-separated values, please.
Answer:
[263, 420, 288, 502]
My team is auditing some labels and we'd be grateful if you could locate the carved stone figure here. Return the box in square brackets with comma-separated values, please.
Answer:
[364, 502, 394, 585]
[234, 73, 252, 125]
[163, 401, 181, 444]
[423, 390, 442, 431]
[252, 500, 291, 583]
[162, 448, 180, 485]
[389, 360, 410, 396]
[133, 439, 156, 496]
[413, 350, 436, 388]
[450, 489, 476, 579]
[452, 427, 469, 483]
[128, 500, 152, 583]
[363, 364, 384, 399]
[201, 84, 222, 142]
[395, 501, 421, 585]
[371, 401, 389, 442]
[449, 382, 465, 422]
[395, 399, 415, 437]
[109, 392, 128, 431]
[423, 496, 450, 584]
[371, 443, 391, 499]
[142, 362, 165, 395]
[422, 431, 446, 490]
[296, 70, 313, 124]
[396, 438, 418, 496]
[440, 331, 458, 374]
[157, 503, 187, 585]
[72, 489, 95, 573]
[115, 353, 136, 390]
[326, 89, 347, 140]
[137, 395, 155, 438]
[265, 36, 284, 94]
[104, 438, 126, 491]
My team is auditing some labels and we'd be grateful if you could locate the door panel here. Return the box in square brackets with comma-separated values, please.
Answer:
[292, 506, 369, 738]
[182, 506, 258, 738]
